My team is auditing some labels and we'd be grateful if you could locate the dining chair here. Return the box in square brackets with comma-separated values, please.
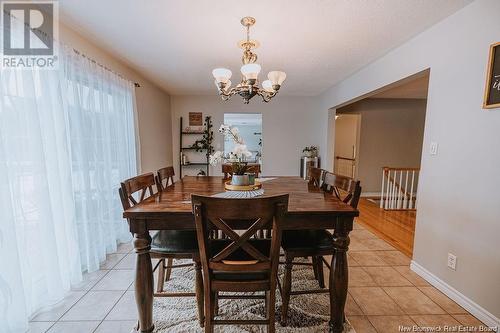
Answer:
[279, 172, 361, 326]
[192, 194, 289, 333]
[119, 172, 204, 327]
[155, 166, 175, 191]
[222, 163, 261, 179]
[308, 167, 325, 188]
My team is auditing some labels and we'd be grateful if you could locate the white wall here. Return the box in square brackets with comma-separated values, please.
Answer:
[319, 0, 500, 324]
[338, 98, 426, 193]
[60, 24, 173, 173]
[171, 95, 324, 178]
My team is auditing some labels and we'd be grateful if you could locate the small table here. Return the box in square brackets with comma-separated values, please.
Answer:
[123, 176, 358, 333]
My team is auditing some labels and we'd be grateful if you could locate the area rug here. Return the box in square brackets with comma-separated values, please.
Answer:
[152, 260, 355, 332]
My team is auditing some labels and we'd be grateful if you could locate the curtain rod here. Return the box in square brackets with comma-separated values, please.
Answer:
[72, 49, 141, 87]
[3, 9, 141, 87]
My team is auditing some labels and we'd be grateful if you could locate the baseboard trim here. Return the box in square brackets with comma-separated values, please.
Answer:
[410, 261, 500, 328]
[360, 192, 380, 197]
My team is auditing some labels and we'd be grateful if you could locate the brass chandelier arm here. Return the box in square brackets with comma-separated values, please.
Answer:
[217, 84, 278, 103]
[256, 88, 278, 103]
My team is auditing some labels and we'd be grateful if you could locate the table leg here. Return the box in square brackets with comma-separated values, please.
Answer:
[134, 230, 154, 333]
[329, 218, 351, 333]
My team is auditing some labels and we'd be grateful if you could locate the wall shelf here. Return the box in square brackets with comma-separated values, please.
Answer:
[182, 163, 209, 166]
[179, 116, 212, 178]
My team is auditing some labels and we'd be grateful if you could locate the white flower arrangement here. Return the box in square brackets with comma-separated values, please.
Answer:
[210, 124, 252, 175]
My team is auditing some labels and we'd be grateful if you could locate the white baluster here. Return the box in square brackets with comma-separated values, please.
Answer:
[391, 170, 395, 209]
[385, 169, 391, 209]
[409, 170, 415, 209]
[398, 170, 403, 209]
[403, 170, 409, 209]
[380, 169, 385, 208]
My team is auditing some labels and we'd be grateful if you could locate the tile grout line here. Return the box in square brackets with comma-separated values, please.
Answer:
[92, 248, 135, 333]
[37, 247, 133, 332]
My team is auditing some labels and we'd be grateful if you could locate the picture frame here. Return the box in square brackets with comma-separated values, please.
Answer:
[189, 112, 203, 126]
[483, 42, 500, 109]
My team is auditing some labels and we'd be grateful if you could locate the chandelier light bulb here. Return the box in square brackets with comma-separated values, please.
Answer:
[241, 63, 261, 80]
[268, 71, 287, 85]
[212, 68, 232, 84]
[262, 80, 274, 92]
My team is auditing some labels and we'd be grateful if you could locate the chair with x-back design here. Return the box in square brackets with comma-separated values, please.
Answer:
[119, 172, 204, 328]
[192, 194, 288, 333]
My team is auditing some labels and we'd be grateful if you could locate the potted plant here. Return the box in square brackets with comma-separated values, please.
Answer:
[210, 124, 253, 185]
[302, 146, 318, 158]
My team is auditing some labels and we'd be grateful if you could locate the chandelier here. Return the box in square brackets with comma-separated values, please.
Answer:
[212, 17, 287, 104]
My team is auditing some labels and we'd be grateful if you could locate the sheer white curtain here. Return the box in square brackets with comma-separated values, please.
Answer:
[0, 23, 137, 332]
[61, 48, 136, 272]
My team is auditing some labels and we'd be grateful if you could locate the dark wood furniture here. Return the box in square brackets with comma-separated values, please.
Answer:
[222, 163, 261, 179]
[179, 116, 211, 177]
[309, 167, 325, 188]
[280, 172, 361, 327]
[155, 166, 175, 191]
[192, 194, 288, 332]
[119, 172, 204, 328]
[122, 176, 358, 333]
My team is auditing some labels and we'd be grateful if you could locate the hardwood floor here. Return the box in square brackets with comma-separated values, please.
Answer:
[355, 198, 416, 257]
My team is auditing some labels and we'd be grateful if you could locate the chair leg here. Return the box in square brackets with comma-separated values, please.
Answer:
[205, 290, 214, 333]
[194, 260, 204, 327]
[164, 258, 173, 281]
[316, 256, 325, 289]
[156, 259, 165, 293]
[280, 256, 293, 326]
[267, 288, 276, 333]
[312, 256, 319, 281]
[214, 292, 219, 316]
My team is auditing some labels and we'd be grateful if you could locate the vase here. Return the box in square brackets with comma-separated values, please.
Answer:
[232, 174, 250, 186]
[246, 173, 256, 185]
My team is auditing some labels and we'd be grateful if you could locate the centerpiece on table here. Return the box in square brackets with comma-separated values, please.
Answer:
[210, 124, 256, 186]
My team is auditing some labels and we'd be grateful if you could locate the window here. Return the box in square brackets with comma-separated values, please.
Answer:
[223, 113, 262, 163]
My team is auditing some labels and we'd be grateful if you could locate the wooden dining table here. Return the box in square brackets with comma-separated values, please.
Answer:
[123, 176, 359, 333]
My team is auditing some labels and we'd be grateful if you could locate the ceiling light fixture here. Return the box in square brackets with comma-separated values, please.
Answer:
[212, 17, 286, 104]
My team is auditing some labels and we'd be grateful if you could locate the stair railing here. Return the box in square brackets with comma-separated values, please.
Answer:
[380, 167, 419, 210]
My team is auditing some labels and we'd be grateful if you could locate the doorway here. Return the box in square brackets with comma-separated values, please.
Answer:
[331, 70, 430, 256]
[333, 114, 361, 178]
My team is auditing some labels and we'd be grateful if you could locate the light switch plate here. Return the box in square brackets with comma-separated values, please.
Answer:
[430, 142, 438, 155]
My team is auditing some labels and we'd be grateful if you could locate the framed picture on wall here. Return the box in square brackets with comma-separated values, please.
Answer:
[189, 112, 203, 126]
[483, 42, 500, 109]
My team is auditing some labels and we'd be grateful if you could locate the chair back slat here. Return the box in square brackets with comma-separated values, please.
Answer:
[156, 166, 175, 191]
[119, 173, 156, 210]
[192, 195, 288, 278]
[321, 172, 362, 208]
[222, 163, 261, 179]
[309, 167, 325, 188]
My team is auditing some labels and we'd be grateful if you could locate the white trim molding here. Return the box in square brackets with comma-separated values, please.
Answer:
[411, 261, 500, 329]
[360, 192, 381, 197]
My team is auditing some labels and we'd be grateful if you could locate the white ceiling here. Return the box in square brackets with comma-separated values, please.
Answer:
[59, 0, 472, 96]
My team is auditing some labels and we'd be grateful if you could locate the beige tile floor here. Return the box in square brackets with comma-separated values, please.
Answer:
[28, 222, 489, 333]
